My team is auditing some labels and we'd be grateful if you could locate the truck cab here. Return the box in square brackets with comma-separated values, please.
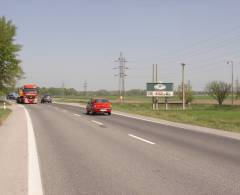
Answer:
[17, 84, 38, 104]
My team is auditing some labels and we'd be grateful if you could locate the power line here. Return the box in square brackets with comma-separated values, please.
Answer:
[157, 35, 240, 65]
[132, 24, 240, 63]
[166, 24, 240, 58]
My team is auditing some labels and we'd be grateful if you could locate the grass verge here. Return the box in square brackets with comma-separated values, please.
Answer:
[112, 103, 240, 133]
[0, 108, 11, 125]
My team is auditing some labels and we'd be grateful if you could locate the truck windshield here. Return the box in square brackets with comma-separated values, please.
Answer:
[23, 88, 37, 93]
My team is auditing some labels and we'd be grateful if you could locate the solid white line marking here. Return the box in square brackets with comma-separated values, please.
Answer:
[73, 113, 81, 117]
[91, 120, 103, 126]
[22, 106, 44, 195]
[128, 134, 155, 145]
[114, 112, 166, 125]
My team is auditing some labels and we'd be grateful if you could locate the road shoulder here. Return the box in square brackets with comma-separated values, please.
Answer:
[0, 104, 27, 195]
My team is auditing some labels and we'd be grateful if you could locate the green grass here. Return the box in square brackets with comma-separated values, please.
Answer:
[55, 98, 88, 104]
[192, 95, 214, 99]
[112, 103, 240, 133]
[54, 94, 219, 103]
[0, 108, 11, 125]
[54, 95, 180, 103]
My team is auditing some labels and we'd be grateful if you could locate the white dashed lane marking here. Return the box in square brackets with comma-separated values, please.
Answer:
[91, 120, 104, 126]
[128, 134, 155, 145]
[73, 113, 81, 117]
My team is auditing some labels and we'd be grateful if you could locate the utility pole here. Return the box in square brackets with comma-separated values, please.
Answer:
[152, 64, 155, 83]
[181, 63, 185, 110]
[83, 81, 87, 96]
[227, 61, 234, 105]
[155, 64, 158, 83]
[152, 64, 155, 110]
[236, 78, 239, 99]
[151, 64, 159, 110]
[155, 64, 159, 110]
[188, 80, 191, 89]
[114, 52, 128, 100]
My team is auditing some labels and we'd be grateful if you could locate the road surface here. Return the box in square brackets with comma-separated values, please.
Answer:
[25, 103, 240, 195]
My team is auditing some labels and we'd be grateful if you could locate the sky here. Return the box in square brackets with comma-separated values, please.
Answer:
[1, 0, 240, 91]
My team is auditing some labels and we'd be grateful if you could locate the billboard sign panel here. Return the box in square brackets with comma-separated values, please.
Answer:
[146, 82, 174, 97]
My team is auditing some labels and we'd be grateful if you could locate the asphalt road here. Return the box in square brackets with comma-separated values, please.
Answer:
[26, 103, 240, 195]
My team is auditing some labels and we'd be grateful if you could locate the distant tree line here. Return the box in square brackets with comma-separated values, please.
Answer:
[39, 87, 79, 96]
[38, 87, 147, 97]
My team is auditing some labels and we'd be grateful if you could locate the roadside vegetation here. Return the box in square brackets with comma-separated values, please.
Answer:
[206, 81, 231, 105]
[0, 16, 23, 95]
[0, 107, 11, 125]
[0, 16, 22, 123]
[112, 103, 240, 133]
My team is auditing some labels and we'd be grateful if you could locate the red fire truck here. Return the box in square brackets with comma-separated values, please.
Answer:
[17, 84, 38, 104]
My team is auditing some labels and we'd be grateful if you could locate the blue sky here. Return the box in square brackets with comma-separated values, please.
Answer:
[1, 0, 240, 90]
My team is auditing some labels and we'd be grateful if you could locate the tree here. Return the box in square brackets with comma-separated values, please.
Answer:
[65, 88, 78, 96]
[177, 84, 193, 104]
[0, 16, 23, 94]
[205, 81, 231, 105]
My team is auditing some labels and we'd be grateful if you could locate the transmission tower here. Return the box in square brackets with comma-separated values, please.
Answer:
[114, 52, 128, 99]
[62, 82, 65, 99]
[83, 81, 88, 96]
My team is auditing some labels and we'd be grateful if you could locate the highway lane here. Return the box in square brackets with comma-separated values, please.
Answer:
[50, 103, 240, 164]
[26, 103, 240, 195]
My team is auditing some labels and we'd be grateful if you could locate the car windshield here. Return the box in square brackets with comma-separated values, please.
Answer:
[9, 93, 17, 96]
[95, 99, 109, 103]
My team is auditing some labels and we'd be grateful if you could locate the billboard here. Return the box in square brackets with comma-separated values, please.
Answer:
[146, 82, 174, 97]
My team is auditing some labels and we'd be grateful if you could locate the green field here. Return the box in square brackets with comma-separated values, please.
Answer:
[0, 108, 11, 125]
[55, 95, 179, 103]
[112, 103, 240, 133]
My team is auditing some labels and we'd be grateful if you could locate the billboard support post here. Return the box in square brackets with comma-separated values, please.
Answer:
[165, 97, 168, 110]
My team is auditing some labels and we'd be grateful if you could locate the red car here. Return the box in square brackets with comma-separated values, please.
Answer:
[86, 98, 112, 115]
